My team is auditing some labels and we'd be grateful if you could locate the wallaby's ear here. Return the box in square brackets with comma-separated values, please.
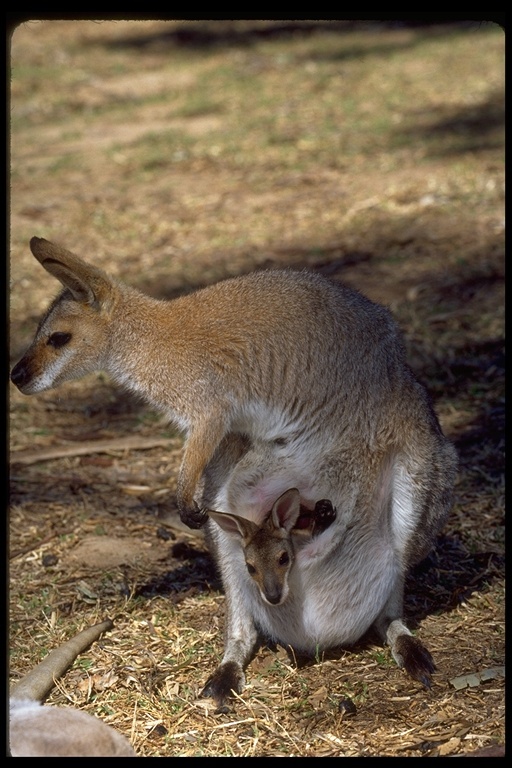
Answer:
[208, 510, 258, 541]
[271, 488, 302, 533]
[29, 237, 113, 306]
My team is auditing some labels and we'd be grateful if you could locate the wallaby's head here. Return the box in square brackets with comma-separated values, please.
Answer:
[11, 238, 116, 395]
[208, 488, 303, 606]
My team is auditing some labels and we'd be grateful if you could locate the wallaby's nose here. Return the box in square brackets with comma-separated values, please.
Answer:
[11, 359, 30, 389]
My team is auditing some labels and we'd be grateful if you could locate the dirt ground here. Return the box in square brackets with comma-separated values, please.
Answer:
[8, 20, 504, 757]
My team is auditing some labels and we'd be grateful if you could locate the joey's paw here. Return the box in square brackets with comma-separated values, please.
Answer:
[394, 634, 436, 688]
[201, 661, 244, 713]
[179, 501, 208, 530]
[313, 499, 337, 533]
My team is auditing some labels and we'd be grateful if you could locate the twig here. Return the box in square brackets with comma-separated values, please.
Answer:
[10, 436, 179, 466]
[10, 528, 75, 560]
[10, 618, 115, 702]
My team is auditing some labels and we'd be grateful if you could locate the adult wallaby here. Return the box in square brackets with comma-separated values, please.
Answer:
[11, 237, 457, 709]
[208, 488, 337, 606]
[9, 619, 136, 756]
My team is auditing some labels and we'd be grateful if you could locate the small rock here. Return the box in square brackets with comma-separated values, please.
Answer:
[338, 698, 357, 717]
[42, 553, 58, 567]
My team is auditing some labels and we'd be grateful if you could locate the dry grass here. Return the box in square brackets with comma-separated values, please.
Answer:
[9, 20, 504, 756]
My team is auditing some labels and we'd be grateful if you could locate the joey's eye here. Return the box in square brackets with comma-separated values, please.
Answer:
[246, 563, 256, 576]
[47, 332, 72, 349]
[278, 552, 290, 566]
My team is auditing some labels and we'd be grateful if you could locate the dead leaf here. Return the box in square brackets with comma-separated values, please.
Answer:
[450, 667, 505, 690]
[93, 670, 120, 691]
[308, 685, 328, 706]
[438, 737, 461, 755]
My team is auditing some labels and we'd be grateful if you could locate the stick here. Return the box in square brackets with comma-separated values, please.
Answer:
[10, 619, 115, 703]
[10, 436, 179, 466]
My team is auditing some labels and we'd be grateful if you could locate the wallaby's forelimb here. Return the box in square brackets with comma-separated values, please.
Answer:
[11, 618, 114, 703]
[172, 410, 230, 529]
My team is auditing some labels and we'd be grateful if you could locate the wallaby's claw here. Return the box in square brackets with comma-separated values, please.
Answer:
[313, 499, 337, 533]
[201, 661, 244, 712]
[394, 634, 436, 688]
[180, 502, 209, 530]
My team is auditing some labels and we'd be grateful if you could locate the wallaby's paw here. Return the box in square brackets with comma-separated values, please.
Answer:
[394, 634, 436, 688]
[180, 501, 209, 530]
[313, 499, 337, 533]
[201, 661, 245, 713]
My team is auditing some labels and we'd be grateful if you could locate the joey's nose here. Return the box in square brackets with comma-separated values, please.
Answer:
[264, 591, 283, 606]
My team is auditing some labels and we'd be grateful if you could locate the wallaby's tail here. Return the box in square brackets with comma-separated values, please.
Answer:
[10, 618, 114, 703]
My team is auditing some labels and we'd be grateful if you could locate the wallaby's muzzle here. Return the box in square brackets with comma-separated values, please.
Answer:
[10, 357, 32, 391]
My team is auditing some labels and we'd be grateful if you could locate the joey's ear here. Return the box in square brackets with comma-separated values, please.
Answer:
[271, 488, 302, 533]
[207, 510, 257, 541]
[29, 237, 113, 306]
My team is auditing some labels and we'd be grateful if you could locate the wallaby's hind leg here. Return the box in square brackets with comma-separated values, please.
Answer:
[374, 577, 435, 688]
[202, 661, 248, 714]
[201, 521, 261, 711]
[374, 441, 455, 687]
[201, 632, 260, 713]
[387, 620, 436, 688]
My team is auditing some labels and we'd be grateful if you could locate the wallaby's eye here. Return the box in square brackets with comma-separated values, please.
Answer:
[246, 563, 256, 576]
[278, 552, 290, 566]
[47, 332, 72, 349]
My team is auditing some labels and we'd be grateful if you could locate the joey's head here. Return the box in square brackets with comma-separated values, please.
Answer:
[208, 488, 302, 606]
[11, 237, 115, 395]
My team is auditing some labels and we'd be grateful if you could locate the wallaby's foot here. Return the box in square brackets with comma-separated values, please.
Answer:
[393, 634, 436, 688]
[179, 501, 209, 530]
[201, 661, 245, 713]
[313, 499, 337, 534]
